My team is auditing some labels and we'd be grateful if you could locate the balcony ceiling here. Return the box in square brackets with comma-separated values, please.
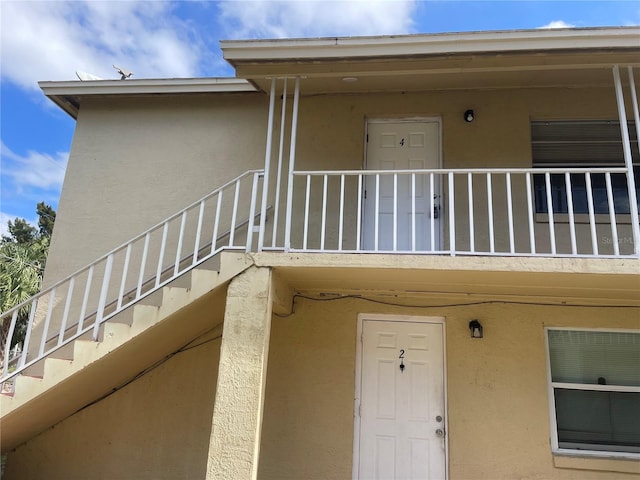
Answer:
[224, 27, 640, 94]
[238, 52, 640, 94]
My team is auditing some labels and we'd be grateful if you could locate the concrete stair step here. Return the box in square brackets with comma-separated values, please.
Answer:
[189, 269, 221, 297]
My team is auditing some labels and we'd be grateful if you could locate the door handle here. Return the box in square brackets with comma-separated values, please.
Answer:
[435, 428, 445, 437]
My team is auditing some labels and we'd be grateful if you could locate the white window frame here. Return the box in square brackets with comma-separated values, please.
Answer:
[545, 326, 640, 459]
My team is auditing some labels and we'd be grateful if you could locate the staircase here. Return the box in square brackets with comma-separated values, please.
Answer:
[0, 170, 265, 452]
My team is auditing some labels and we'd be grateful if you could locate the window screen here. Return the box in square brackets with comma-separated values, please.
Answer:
[548, 329, 640, 454]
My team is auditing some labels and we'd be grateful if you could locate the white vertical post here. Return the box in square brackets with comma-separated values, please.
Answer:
[468, 172, 475, 253]
[284, 78, 301, 252]
[137, 234, 149, 296]
[544, 173, 556, 255]
[174, 211, 188, 275]
[246, 172, 261, 252]
[448, 172, 455, 255]
[374, 174, 380, 251]
[613, 66, 640, 255]
[506, 172, 515, 254]
[585, 172, 599, 255]
[38, 288, 56, 356]
[565, 173, 577, 255]
[79, 266, 94, 333]
[487, 173, 495, 253]
[605, 173, 620, 256]
[94, 254, 114, 340]
[117, 244, 132, 309]
[212, 192, 223, 252]
[59, 278, 75, 342]
[338, 174, 345, 251]
[321, 174, 328, 250]
[193, 200, 205, 265]
[393, 173, 398, 251]
[303, 175, 311, 250]
[411, 173, 416, 252]
[429, 173, 436, 251]
[356, 174, 363, 251]
[525, 173, 536, 254]
[272, 78, 288, 248]
[18, 299, 38, 368]
[156, 222, 169, 286]
[229, 180, 241, 247]
[259, 78, 277, 252]
[3, 310, 19, 374]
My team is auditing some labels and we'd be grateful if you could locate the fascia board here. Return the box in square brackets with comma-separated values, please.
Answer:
[38, 77, 257, 96]
[221, 27, 640, 62]
[38, 78, 259, 119]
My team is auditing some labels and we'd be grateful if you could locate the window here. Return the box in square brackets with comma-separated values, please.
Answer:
[531, 120, 639, 215]
[547, 329, 640, 456]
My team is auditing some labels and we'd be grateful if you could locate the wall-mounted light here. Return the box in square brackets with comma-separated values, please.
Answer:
[469, 320, 483, 338]
[464, 109, 475, 123]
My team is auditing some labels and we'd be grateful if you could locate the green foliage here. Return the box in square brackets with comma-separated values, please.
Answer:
[0, 203, 56, 351]
[2, 218, 37, 244]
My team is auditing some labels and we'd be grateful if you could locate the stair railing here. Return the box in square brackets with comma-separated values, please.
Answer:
[1, 170, 264, 383]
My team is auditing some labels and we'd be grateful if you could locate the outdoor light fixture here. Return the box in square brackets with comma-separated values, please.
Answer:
[469, 320, 483, 338]
[464, 109, 475, 122]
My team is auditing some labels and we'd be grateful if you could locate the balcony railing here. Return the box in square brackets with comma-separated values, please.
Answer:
[1, 170, 264, 383]
[281, 167, 639, 257]
[1, 165, 638, 385]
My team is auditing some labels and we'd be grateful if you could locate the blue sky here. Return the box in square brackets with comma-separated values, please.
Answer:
[1, 0, 639, 235]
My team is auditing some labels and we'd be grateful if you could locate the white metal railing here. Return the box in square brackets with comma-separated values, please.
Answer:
[1, 170, 264, 383]
[283, 167, 639, 257]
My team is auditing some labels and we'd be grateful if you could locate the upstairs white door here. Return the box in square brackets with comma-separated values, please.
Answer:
[363, 120, 441, 251]
[356, 318, 446, 480]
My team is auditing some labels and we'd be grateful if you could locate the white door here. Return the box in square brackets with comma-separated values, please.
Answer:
[363, 120, 441, 251]
[356, 318, 446, 480]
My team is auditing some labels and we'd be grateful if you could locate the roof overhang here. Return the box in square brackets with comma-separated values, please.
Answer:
[39, 78, 258, 119]
[221, 27, 640, 94]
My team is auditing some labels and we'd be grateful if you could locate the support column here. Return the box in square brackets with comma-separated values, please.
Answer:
[206, 266, 273, 479]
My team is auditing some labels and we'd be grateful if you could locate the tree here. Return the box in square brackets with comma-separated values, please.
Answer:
[0, 204, 56, 370]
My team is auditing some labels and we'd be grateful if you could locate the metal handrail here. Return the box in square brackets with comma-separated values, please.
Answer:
[1, 170, 265, 381]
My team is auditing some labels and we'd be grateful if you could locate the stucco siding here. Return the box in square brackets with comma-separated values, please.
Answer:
[258, 294, 639, 479]
[44, 93, 268, 287]
[3, 327, 222, 480]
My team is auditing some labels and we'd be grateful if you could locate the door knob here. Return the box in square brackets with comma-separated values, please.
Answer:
[435, 429, 445, 437]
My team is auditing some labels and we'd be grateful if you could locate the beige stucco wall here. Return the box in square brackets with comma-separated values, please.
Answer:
[3, 326, 223, 480]
[258, 292, 640, 479]
[44, 93, 269, 287]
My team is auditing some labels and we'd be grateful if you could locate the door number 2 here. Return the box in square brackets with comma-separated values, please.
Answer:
[399, 349, 405, 373]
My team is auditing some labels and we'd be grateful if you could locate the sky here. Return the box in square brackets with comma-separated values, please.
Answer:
[1, 0, 639, 236]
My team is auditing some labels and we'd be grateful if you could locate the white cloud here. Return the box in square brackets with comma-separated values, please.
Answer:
[0, 1, 203, 90]
[539, 20, 576, 29]
[1, 141, 68, 192]
[218, 0, 418, 39]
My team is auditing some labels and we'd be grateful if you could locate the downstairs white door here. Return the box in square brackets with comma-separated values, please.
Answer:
[355, 317, 446, 480]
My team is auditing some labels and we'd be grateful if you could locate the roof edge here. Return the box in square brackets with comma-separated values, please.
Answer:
[39, 78, 258, 119]
[221, 26, 640, 62]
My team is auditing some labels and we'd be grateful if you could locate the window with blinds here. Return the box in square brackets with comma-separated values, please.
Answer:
[531, 120, 639, 215]
[547, 329, 640, 455]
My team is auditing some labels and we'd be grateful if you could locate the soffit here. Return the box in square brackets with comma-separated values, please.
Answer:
[232, 51, 640, 94]
[223, 28, 640, 94]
